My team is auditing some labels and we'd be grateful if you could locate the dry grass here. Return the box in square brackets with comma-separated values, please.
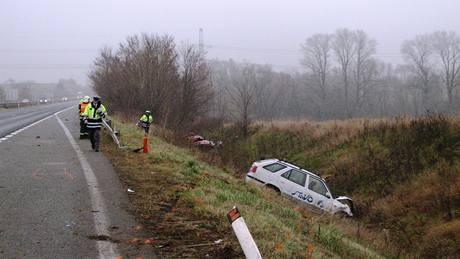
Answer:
[254, 117, 414, 145]
[101, 117, 384, 259]
[103, 122, 239, 258]
[204, 114, 460, 258]
[420, 219, 460, 258]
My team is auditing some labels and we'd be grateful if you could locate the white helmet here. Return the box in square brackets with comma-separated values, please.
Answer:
[83, 95, 91, 103]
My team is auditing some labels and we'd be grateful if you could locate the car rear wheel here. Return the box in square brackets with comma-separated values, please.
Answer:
[265, 185, 281, 194]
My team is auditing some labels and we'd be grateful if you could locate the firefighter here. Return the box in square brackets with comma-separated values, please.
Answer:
[79, 96, 91, 139]
[137, 110, 153, 133]
[82, 96, 107, 152]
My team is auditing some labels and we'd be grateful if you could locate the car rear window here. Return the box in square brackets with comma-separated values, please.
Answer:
[263, 163, 287, 173]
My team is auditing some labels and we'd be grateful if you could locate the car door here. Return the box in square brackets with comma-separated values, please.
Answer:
[260, 162, 288, 185]
[306, 175, 333, 213]
[279, 169, 309, 202]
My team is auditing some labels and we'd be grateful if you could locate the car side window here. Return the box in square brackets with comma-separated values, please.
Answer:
[263, 163, 287, 173]
[281, 170, 290, 179]
[308, 177, 328, 197]
[283, 169, 306, 187]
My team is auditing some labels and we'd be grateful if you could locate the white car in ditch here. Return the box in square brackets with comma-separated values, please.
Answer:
[246, 159, 354, 216]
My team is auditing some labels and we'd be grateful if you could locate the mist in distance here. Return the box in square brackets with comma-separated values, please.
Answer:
[1, 0, 460, 120]
[0, 0, 458, 84]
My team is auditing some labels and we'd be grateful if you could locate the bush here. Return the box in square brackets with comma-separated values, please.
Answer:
[201, 114, 460, 257]
[421, 219, 460, 258]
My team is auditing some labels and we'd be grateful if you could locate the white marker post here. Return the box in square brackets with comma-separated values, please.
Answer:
[227, 207, 262, 259]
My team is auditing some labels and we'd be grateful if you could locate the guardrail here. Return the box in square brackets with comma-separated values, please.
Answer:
[0, 99, 74, 109]
[0, 101, 38, 108]
[102, 118, 124, 149]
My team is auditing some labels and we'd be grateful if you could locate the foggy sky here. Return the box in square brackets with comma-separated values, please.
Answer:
[1, 0, 459, 85]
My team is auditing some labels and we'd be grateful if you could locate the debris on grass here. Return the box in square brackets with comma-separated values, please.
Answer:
[134, 225, 143, 231]
[144, 238, 155, 245]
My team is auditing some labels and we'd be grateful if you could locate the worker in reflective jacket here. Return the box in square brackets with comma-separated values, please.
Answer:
[137, 110, 153, 133]
[82, 96, 107, 152]
[78, 96, 91, 139]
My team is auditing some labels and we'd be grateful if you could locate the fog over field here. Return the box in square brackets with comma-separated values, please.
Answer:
[1, 0, 459, 84]
[3, 2, 460, 258]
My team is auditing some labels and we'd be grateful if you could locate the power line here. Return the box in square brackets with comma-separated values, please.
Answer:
[0, 49, 98, 54]
[0, 46, 406, 58]
[0, 43, 406, 71]
[0, 64, 91, 69]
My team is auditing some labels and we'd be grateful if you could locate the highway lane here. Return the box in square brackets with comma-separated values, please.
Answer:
[0, 108, 157, 258]
[0, 102, 75, 138]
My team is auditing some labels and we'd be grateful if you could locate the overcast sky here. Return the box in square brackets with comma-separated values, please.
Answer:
[1, 0, 459, 85]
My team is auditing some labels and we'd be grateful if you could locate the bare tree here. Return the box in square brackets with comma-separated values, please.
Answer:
[432, 31, 460, 111]
[175, 44, 214, 131]
[301, 34, 332, 100]
[227, 64, 262, 136]
[90, 34, 200, 130]
[352, 30, 377, 114]
[208, 59, 232, 121]
[252, 65, 274, 119]
[401, 35, 436, 110]
[301, 33, 332, 118]
[332, 29, 356, 118]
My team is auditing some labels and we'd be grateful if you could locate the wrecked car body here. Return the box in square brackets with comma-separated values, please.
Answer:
[245, 159, 354, 216]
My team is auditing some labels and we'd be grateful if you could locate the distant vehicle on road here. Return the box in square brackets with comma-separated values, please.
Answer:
[246, 159, 354, 216]
[21, 99, 30, 103]
[61, 97, 68, 101]
[39, 97, 49, 104]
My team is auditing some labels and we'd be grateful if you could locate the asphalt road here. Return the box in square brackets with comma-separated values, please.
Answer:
[0, 102, 73, 138]
[0, 106, 157, 258]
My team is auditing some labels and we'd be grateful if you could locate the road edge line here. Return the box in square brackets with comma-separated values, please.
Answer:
[55, 111, 119, 258]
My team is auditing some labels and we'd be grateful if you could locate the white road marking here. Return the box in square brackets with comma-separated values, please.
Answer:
[55, 112, 119, 258]
[1, 106, 119, 257]
[0, 106, 73, 144]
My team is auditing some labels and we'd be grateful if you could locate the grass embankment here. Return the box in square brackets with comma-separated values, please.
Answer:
[102, 118, 381, 259]
[203, 114, 460, 258]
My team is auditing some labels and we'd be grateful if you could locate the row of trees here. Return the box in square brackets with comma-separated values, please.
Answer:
[402, 31, 460, 110]
[302, 29, 460, 117]
[90, 34, 213, 131]
[210, 29, 460, 127]
[90, 30, 460, 132]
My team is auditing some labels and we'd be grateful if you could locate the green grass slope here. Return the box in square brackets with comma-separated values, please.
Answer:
[101, 118, 382, 259]
[204, 114, 460, 258]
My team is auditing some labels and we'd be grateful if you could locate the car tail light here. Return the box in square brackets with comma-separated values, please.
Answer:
[250, 166, 257, 173]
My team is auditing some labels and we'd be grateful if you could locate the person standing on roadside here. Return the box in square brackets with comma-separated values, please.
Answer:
[82, 96, 107, 152]
[78, 96, 91, 139]
[137, 110, 153, 133]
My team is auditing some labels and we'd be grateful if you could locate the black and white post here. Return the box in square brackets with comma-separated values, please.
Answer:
[227, 206, 262, 259]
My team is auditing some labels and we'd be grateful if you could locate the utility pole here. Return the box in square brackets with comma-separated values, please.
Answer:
[199, 28, 204, 54]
